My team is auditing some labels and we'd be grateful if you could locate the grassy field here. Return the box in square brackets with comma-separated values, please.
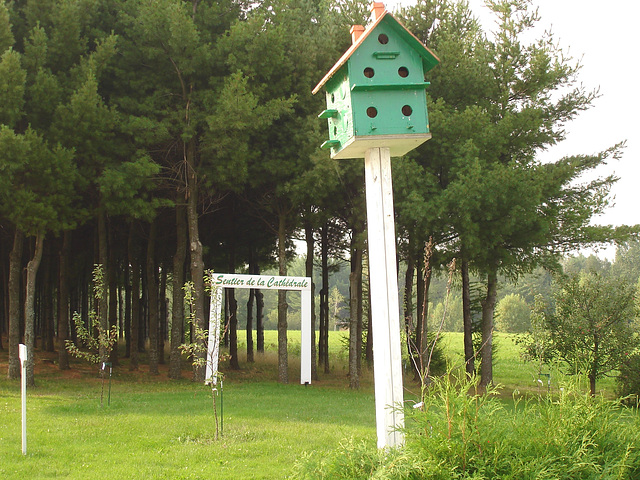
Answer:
[0, 331, 621, 479]
[440, 332, 618, 398]
[0, 331, 375, 480]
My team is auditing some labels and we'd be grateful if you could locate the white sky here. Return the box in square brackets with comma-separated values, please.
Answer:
[390, 0, 640, 257]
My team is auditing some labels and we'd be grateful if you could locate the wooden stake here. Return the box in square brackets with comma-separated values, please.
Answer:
[19, 344, 27, 455]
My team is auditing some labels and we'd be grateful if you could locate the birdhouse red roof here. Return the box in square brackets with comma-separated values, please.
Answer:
[312, 2, 439, 95]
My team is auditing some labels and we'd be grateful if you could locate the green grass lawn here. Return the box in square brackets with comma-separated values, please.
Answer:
[0, 330, 623, 479]
[0, 366, 375, 478]
[440, 331, 618, 398]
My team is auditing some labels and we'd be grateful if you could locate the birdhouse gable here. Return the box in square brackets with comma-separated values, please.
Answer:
[314, 2, 439, 159]
[312, 7, 438, 95]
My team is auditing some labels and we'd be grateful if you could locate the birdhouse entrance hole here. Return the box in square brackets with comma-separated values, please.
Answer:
[402, 105, 412, 116]
[378, 33, 389, 44]
[398, 66, 409, 77]
[364, 67, 375, 78]
[367, 107, 378, 118]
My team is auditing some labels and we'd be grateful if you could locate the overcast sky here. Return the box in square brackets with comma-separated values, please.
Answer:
[391, 0, 639, 257]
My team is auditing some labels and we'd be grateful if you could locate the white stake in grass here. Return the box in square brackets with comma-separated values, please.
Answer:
[19, 343, 27, 455]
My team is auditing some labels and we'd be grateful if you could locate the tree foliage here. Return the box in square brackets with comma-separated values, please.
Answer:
[494, 293, 530, 333]
[545, 272, 639, 396]
[0, 0, 636, 391]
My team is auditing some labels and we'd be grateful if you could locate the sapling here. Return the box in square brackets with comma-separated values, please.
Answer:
[407, 240, 454, 405]
[180, 276, 229, 440]
[65, 265, 118, 406]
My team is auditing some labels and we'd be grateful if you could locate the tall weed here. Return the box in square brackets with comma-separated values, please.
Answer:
[295, 369, 640, 479]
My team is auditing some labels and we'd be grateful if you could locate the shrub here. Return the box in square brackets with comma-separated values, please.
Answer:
[617, 352, 640, 406]
[295, 370, 640, 479]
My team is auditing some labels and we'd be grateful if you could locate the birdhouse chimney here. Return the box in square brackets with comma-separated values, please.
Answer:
[350, 24, 365, 44]
[370, 2, 385, 22]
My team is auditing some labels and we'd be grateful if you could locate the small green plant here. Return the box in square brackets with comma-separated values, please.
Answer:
[180, 277, 229, 440]
[64, 313, 117, 366]
[407, 241, 450, 399]
[65, 264, 117, 405]
[296, 370, 640, 479]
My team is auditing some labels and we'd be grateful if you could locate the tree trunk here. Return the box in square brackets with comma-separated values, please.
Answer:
[461, 259, 475, 377]
[227, 216, 240, 370]
[97, 210, 109, 363]
[589, 372, 597, 397]
[304, 220, 318, 381]
[80, 268, 89, 340]
[124, 257, 131, 358]
[246, 251, 256, 364]
[320, 222, 329, 374]
[480, 267, 498, 391]
[364, 254, 373, 367]
[349, 240, 362, 389]
[228, 288, 239, 370]
[119, 283, 124, 341]
[589, 337, 598, 396]
[147, 219, 159, 375]
[108, 228, 119, 366]
[246, 287, 254, 363]
[256, 288, 264, 354]
[0, 234, 5, 352]
[356, 250, 363, 377]
[415, 251, 431, 378]
[169, 204, 187, 379]
[185, 139, 206, 382]
[57, 231, 71, 370]
[140, 264, 148, 352]
[128, 222, 140, 371]
[277, 213, 289, 384]
[25, 232, 45, 387]
[223, 291, 229, 348]
[7, 228, 24, 380]
[41, 247, 55, 352]
[159, 266, 167, 365]
[403, 249, 415, 361]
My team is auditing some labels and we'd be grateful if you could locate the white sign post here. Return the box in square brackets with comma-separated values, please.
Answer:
[206, 285, 223, 385]
[205, 274, 312, 385]
[365, 147, 405, 448]
[19, 343, 27, 455]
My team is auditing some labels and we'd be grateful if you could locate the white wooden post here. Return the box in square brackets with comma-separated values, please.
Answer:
[19, 343, 27, 455]
[205, 286, 223, 385]
[364, 147, 405, 448]
[204, 274, 312, 385]
[300, 288, 312, 384]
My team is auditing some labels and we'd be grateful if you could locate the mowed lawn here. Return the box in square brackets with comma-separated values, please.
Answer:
[0, 330, 620, 479]
[0, 331, 375, 480]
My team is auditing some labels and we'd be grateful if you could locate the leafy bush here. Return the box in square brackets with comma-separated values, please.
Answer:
[295, 370, 640, 479]
[617, 352, 640, 406]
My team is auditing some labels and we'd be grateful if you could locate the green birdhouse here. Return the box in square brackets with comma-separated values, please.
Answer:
[313, 2, 439, 159]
